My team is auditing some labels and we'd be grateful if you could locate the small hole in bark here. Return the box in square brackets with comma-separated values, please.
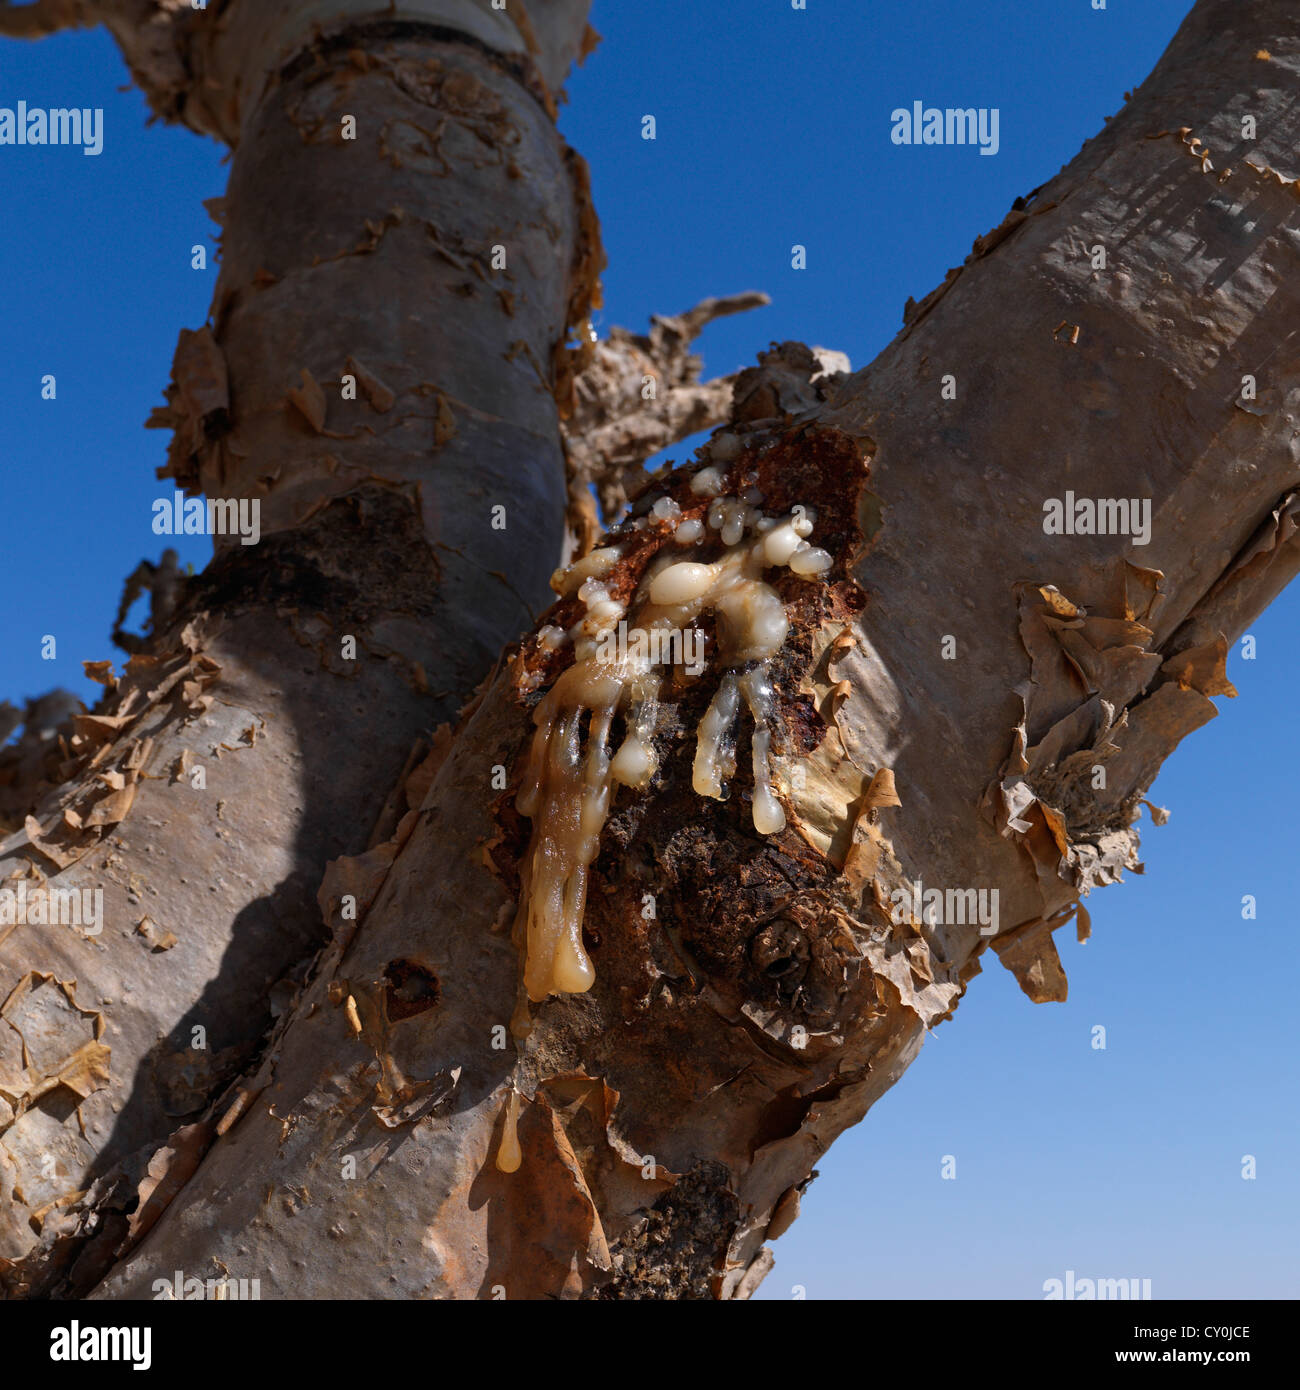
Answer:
[384, 958, 440, 1021]
[750, 918, 809, 986]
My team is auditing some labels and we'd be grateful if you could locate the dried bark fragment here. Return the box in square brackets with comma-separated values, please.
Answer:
[562, 292, 775, 523]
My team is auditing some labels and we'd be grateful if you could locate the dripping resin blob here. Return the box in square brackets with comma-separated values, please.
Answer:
[512, 465, 833, 1003]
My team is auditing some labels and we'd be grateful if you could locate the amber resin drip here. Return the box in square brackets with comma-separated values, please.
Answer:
[495, 1090, 522, 1173]
[513, 489, 832, 1002]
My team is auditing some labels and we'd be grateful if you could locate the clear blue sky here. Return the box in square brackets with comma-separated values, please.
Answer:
[2, 0, 1295, 1299]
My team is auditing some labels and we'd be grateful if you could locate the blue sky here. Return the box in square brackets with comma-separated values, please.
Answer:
[2, 0, 1295, 1298]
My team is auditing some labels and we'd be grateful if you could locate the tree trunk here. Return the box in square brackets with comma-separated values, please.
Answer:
[0, 0, 602, 1294]
[4, 0, 1299, 1300]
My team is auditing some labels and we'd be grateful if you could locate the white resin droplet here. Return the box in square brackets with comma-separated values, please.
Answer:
[610, 735, 653, 786]
[762, 521, 802, 566]
[739, 667, 785, 835]
[693, 673, 740, 798]
[552, 919, 596, 993]
[690, 465, 725, 496]
[551, 546, 623, 597]
[789, 545, 833, 576]
[750, 728, 785, 834]
[583, 598, 623, 625]
[649, 561, 716, 605]
[716, 586, 789, 662]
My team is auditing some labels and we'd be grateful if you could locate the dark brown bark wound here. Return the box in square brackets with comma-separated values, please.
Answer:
[498, 423, 874, 1052]
[594, 1161, 740, 1301]
[195, 487, 437, 613]
[190, 487, 444, 682]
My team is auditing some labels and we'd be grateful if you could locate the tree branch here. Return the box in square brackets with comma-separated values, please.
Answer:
[0, 1, 97, 39]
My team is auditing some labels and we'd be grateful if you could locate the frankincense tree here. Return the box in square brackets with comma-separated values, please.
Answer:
[0, 0, 1296, 1300]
